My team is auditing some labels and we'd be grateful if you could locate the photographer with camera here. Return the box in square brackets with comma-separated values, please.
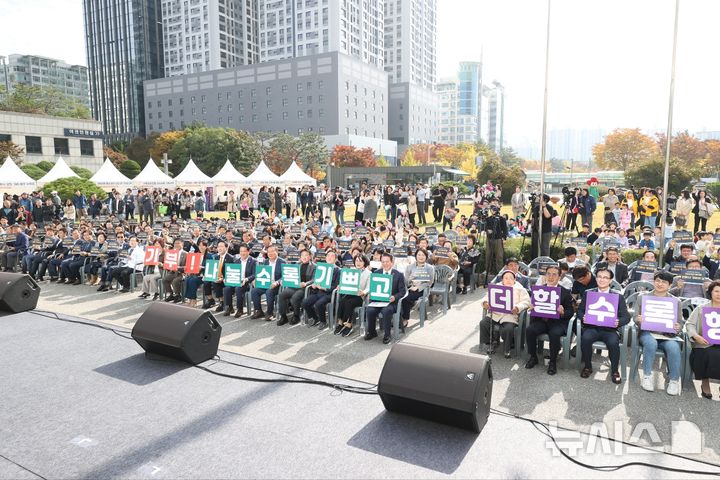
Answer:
[484, 204, 508, 276]
[530, 193, 557, 258]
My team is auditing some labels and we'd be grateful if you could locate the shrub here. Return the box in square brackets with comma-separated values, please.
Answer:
[70, 166, 93, 179]
[119, 159, 141, 178]
[41, 177, 108, 202]
[35, 160, 54, 172]
[439, 181, 470, 195]
[20, 164, 46, 180]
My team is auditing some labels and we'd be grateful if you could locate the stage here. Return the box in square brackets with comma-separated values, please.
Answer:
[0, 311, 717, 479]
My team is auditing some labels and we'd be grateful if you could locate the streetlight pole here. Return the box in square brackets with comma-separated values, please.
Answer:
[659, 0, 680, 269]
[537, 0, 552, 259]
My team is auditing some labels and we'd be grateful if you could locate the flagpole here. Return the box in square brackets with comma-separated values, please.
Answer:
[537, 0, 552, 259]
[659, 0, 680, 269]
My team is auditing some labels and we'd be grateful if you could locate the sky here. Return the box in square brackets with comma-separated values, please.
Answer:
[2, 0, 719, 154]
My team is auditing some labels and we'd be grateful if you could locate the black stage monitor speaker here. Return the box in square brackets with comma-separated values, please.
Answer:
[0, 273, 40, 313]
[378, 343, 493, 433]
[131, 303, 222, 365]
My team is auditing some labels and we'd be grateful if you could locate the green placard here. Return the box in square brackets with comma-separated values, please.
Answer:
[255, 264, 273, 289]
[224, 263, 243, 287]
[281, 263, 301, 288]
[313, 262, 334, 290]
[339, 268, 362, 295]
[369, 273, 393, 302]
[202, 259, 219, 282]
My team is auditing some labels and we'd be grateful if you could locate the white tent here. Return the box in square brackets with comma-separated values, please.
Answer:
[37, 156, 79, 186]
[89, 157, 133, 190]
[0, 156, 37, 193]
[246, 160, 282, 186]
[213, 159, 247, 194]
[133, 158, 176, 189]
[174, 158, 212, 190]
[279, 161, 317, 187]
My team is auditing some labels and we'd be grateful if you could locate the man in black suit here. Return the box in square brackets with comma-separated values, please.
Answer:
[250, 244, 284, 321]
[162, 238, 188, 303]
[592, 247, 629, 285]
[212, 240, 236, 313]
[222, 243, 256, 318]
[277, 249, 315, 326]
[365, 252, 407, 344]
[303, 249, 341, 330]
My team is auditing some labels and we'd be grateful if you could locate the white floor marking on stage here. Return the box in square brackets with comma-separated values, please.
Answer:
[69, 436, 98, 448]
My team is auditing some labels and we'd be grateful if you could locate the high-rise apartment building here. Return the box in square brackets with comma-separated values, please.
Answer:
[161, 0, 259, 77]
[0, 54, 90, 107]
[486, 81, 504, 152]
[436, 77, 479, 145]
[383, 0, 436, 89]
[83, 0, 165, 140]
[258, 0, 384, 68]
[458, 61, 482, 138]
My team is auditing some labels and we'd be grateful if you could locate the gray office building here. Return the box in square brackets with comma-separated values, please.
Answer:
[83, 0, 165, 141]
[143, 51, 389, 140]
[388, 82, 438, 151]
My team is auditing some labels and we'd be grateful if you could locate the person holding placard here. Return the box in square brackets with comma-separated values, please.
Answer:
[276, 249, 315, 326]
[525, 265, 575, 374]
[250, 244, 284, 321]
[401, 249, 434, 330]
[576, 268, 630, 384]
[303, 249, 340, 330]
[139, 238, 165, 300]
[686, 281, 720, 399]
[334, 254, 372, 337]
[221, 243, 256, 318]
[480, 270, 531, 358]
[634, 271, 684, 395]
[365, 252, 407, 344]
[456, 235, 480, 294]
[669, 259, 711, 299]
[183, 239, 210, 308]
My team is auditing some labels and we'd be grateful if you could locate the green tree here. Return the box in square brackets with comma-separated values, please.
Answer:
[35, 160, 54, 172]
[70, 166, 92, 179]
[624, 156, 703, 194]
[119, 160, 141, 178]
[0, 141, 24, 161]
[476, 157, 526, 202]
[20, 164, 46, 180]
[499, 146, 522, 168]
[125, 134, 157, 163]
[549, 157, 566, 172]
[295, 132, 328, 180]
[168, 126, 260, 176]
[42, 178, 107, 202]
[592, 128, 658, 170]
[0, 85, 91, 119]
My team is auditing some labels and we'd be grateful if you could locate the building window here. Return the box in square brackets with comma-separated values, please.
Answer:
[319, 127, 325, 134]
[282, 98, 288, 107]
[297, 83, 303, 92]
[251, 89, 256, 97]
[307, 109, 313, 118]
[266, 87, 272, 95]
[318, 95, 324, 104]
[307, 96, 312, 104]
[266, 113, 272, 121]
[239, 115, 244, 122]
[252, 114, 258, 122]
[283, 112, 288, 120]
[252, 101, 257, 109]
[318, 80, 324, 89]
[157, 101, 161, 107]
[80, 140, 94, 156]
[168, 99, 173, 106]
[54, 138, 69, 155]
[149, 113, 153, 119]
[201, 107, 207, 114]
[266, 100, 272, 108]
[192, 108, 196, 115]
[282, 85, 288, 92]
[201, 95, 206, 102]
[297, 97, 303, 105]
[297, 111, 304, 119]
[191, 96, 196, 103]
[25, 136, 42, 154]
[179, 98, 184, 105]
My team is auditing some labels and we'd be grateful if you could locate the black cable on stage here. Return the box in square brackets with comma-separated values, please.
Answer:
[0, 452, 48, 480]
[489, 408, 720, 476]
[28, 309, 720, 475]
[32, 310, 133, 339]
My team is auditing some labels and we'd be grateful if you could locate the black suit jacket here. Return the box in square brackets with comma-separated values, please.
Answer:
[372, 268, 407, 304]
[235, 256, 257, 284]
[593, 261, 629, 285]
[576, 287, 631, 331]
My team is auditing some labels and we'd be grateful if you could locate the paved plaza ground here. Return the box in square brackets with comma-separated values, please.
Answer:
[33, 280, 720, 469]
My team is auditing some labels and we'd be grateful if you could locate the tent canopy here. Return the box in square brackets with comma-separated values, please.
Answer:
[133, 158, 176, 188]
[37, 157, 79, 185]
[246, 160, 282, 185]
[174, 159, 211, 188]
[0, 156, 37, 189]
[279, 161, 317, 187]
[89, 158, 133, 189]
[212, 159, 247, 184]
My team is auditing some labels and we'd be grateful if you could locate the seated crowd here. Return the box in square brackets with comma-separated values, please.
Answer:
[480, 232, 720, 398]
[0, 188, 482, 348]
